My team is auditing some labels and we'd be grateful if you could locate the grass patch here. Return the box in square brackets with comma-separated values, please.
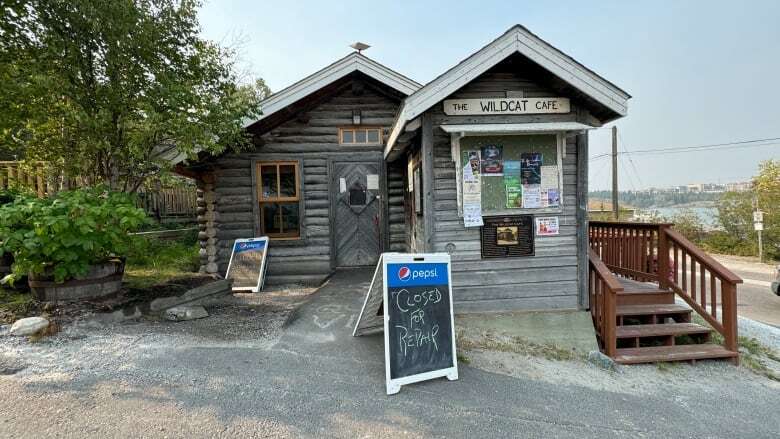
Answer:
[691, 314, 780, 381]
[124, 232, 200, 289]
[656, 361, 681, 373]
[456, 352, 471, 365]
[0, 286, 38, 324]
[457, 329, 581, 362]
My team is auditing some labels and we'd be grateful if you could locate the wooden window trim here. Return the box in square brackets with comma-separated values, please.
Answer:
[339, 127, 383, 146]
[257, 161, 301, 240]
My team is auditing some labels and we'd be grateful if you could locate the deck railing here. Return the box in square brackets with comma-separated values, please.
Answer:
[665, 227, 743, 353]
[589, 221, 742, 355]
[588, 248, 622, 357]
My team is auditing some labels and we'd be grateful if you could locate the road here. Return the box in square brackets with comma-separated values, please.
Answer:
[2, 269, 779, 438]
[714, 255, 780, 327]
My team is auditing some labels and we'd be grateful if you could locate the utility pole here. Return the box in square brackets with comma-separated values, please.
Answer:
[612, 126, 619, 220]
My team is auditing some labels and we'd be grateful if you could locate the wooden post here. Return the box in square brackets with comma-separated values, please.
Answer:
[721, 282, 739, 363]
[611, 126, 619, 220]
[576, 134, 590, 309]
[657, 225, 670, 290]
[421, 112, 435, 253]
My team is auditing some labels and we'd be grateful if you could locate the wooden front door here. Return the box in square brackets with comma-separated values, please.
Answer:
[332, 161, 382, 267]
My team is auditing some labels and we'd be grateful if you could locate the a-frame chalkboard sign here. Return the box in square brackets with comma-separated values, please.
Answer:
[225, 237, 269, 293]
[354, 253, 458, 395]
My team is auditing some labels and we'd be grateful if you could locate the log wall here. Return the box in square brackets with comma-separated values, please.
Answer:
[202, 77, 405, 285]
[421, 56, 593, 312]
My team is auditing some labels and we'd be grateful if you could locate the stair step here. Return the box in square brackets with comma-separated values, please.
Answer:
[617, 304, 691, 317]
[616, 323, 710, 339]
[614, 344, 738, 364]
[616, 290, 675, 306]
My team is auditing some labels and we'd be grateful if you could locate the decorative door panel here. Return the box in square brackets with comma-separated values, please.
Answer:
[332, 161, 382, 267]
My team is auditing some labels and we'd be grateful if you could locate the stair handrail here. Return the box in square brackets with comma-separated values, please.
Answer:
[663, 227, 743, 357]
[588, 248, 623, 357]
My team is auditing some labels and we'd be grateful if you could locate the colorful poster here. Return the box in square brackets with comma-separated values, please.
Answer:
[535, 217, 560, 236]
[467, 150, 481, 176]
[520, 153, 542, 185]
[546, 188, 560, 207]
[480, 145, 503, 176]
[503, 160, 522, 208]
[462, 155, 483, 228]
[522, 184, 542, 208]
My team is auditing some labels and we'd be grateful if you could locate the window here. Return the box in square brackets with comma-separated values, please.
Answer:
[257, 161, 301, 239]
[339, 127, 383, 146]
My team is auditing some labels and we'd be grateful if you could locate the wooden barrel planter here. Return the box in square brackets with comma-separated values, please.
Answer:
[28, 259, 125, 302]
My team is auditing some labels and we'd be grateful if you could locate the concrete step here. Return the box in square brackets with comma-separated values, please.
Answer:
[614, 344, 738, 364]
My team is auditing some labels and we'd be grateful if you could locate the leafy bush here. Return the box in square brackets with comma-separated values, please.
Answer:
[0, 188, 148, 283]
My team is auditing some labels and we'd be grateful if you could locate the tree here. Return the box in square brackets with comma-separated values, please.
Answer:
[0, 0, 267, 191]
[715, 160, 780, 260]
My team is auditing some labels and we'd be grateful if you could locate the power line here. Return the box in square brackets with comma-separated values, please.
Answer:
[617, 130, 644, 189]
[589, 136, 780, 160]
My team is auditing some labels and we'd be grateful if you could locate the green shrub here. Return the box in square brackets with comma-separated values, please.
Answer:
[0, 188, 148, 283]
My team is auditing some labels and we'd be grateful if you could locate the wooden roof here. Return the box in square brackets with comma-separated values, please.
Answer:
[244, 52, 421, 133]
[385, 25, 631, 158]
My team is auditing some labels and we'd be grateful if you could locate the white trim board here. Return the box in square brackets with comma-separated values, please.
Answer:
[440, 122, 595, 135]
[245, 53, 421, 129]
[385, 25, 630, 158]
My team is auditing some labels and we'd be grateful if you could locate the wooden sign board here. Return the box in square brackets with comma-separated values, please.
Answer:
[354, 253, 458, 395]
[481, 215, 534, 258]
[443, 97, 570, 116]
[225, 237, 269, 292]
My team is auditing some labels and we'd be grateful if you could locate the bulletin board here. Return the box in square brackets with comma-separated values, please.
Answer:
[459, 135, 559, 213]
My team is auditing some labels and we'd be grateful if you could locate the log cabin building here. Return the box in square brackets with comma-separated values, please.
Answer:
[182, 25, 630, 312]
[181, 25, 746, 364]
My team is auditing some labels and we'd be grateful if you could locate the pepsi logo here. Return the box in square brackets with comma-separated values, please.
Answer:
[398, 266, 411, 281]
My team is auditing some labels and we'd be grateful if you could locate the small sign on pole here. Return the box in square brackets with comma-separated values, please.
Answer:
[354, 253, 458, 395]
[225, 237, 270, 293]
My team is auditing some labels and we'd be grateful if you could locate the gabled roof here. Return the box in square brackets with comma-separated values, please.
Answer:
[245, 52, 421, 130]
[385, 25, 631, 157]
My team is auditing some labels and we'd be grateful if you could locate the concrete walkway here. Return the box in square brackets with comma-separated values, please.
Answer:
[1, 268, 779, 438]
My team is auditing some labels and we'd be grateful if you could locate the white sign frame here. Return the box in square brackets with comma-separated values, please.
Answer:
[225, 237, 270, 293]
[353, 252, 459, 395]
[443, 97, 570, 116]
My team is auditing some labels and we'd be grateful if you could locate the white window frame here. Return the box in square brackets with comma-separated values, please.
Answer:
[452, 131, 566, 217]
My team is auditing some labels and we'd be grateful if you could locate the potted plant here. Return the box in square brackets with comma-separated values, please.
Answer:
[0, 189, 19, 277]
[0, 188, 147, 301]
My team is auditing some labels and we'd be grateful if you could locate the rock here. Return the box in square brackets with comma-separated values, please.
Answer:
[9, 317, 50, 336]
[0, 354, 26, 375]
[164, 306, 209, 322]
[587, 350, 620, 372]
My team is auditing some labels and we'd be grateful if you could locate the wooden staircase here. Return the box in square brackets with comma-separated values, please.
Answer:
[589, 222, 743, 365]
[612, 279, 737, 364]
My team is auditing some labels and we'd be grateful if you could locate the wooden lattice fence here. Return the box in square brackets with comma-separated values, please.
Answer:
[0, 161, 196, 222]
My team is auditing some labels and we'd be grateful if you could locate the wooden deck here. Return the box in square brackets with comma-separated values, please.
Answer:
[589, 222, 742, 364]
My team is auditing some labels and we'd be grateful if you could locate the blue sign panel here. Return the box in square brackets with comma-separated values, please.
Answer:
[386, 262, 449, 288]
[234, 240, 266, 254]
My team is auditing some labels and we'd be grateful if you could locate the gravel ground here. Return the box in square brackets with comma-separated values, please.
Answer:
[1, 272, 780, 438]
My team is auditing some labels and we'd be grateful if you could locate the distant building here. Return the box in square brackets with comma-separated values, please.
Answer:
[725, 181, 752, 192]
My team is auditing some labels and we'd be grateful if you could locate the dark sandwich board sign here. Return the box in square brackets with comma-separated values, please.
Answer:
[225, 237, 269, 293]
[354, 253, 458, 395]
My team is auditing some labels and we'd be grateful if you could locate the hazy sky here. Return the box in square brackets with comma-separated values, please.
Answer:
[198, 0, 780, 190]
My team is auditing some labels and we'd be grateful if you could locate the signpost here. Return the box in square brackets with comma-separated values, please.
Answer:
[354, 253, 458, 395]
[225, 237, 270, 292]
[754, 210, 764, 262]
